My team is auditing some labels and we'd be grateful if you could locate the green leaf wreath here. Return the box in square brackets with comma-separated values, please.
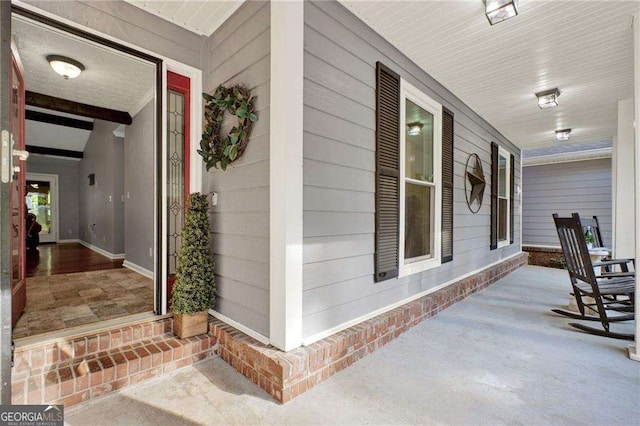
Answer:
[199, 84, 258, 171]
[171, 193, 215, 314]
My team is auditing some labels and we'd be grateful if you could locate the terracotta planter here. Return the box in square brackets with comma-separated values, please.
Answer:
[174, 311, 208, 339]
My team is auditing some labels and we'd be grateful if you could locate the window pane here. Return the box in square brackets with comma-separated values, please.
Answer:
[405, 182, 432, 261]
[405, 99, 434, 182]
[498, 198, 508, 241]
[498, 154, 507, 197]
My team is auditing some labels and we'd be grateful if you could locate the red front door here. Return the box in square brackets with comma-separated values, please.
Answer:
[10, 44, 27, 327]
[166, 71, 191, 310]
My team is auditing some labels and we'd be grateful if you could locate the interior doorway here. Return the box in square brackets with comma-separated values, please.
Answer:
[10, 7, 164, 341]
[26, 173, 58, 243]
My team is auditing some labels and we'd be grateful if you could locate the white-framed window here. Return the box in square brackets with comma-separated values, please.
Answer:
[497, 147, 511, 247]
[399, 80, 442, 277]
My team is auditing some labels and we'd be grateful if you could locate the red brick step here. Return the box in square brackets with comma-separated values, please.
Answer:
[12, 318, 216, 407]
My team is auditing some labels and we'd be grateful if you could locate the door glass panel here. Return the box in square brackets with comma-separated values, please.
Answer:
[26, 180, 52, 237]
[11, 65, 24, 288]
[167, 89, 185, 276]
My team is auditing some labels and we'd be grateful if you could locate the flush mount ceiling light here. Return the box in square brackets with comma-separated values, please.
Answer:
[46, 55, 85, 79]
[484, 0, 519, 25]
[407, 122, 424, 136]
[536, 88, 561, 109]
[555, 128, 572, 141]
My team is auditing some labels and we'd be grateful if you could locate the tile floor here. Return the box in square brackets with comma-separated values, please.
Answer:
[14, 269, 154, 339]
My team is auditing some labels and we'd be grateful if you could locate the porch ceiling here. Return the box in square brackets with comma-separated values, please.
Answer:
[124, 0, 245, 37]
[341, 0, 637, 149]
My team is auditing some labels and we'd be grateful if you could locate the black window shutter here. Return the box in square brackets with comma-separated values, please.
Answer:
[374, 62, 400, 282]
[441, 107, 454, 263]
[510, 153, 515, 245]
[490, 142, 498, 250]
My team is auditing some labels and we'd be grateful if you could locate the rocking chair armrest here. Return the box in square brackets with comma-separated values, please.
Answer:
[593, 258, 635, 267]
[596, 271, 635, 279]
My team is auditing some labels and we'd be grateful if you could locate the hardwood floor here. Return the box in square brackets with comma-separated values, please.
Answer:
[26, 243, 123, 277]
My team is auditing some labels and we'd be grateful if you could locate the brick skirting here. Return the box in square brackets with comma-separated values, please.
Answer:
[211, 252, 529, 403]
[523, 246, 566, 269]
[12, 253, 527, 408]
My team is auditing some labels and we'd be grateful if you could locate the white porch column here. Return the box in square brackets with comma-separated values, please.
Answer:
[613, 99, 635, 259]
[630, 12, 640, 362]
[269, 0, 304, 351]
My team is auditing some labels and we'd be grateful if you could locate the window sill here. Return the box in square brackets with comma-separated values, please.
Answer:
[399, 256, 441, 278]
[498, 240, 511, 249]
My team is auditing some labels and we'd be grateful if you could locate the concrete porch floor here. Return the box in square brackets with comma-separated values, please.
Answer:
[65, 265, 639, 425]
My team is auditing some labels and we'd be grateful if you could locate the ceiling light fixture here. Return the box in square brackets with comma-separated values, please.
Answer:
[555, 128, 572, 141]
[46, 55, 85, 79]
[484, 0, 519, 25]
[536, 88, 561, 109]
[407, 122, 424, 136]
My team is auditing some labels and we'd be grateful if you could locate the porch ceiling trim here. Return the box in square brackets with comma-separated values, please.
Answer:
[523, 148, 612, 167]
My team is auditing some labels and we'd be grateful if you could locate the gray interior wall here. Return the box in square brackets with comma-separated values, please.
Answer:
[21, 0, 205, 69]
[124, 100, 155, 272]
[522, 159, 612, 247]
[79, 120, 124, 255]
[26, 155, 80, 240]
[302, 1, 522, 339]
[202, 1, 270, 337]
[113, 136, 125, 253]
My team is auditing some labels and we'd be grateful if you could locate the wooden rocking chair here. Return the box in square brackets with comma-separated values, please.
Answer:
[552, 213, 635, 340]
[579, 215, 635, 273]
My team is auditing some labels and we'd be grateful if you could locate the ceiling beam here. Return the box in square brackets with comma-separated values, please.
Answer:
[26, 109, 94, 131]
[25, 91, 132, 125]
[26, 145, 83, 159]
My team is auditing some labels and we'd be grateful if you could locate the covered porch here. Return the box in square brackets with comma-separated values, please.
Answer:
[63, 265, 638, 424]
[1, 0, 638, 412]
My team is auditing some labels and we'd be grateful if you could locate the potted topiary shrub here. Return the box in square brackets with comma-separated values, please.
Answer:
[172, 192, 215, 339]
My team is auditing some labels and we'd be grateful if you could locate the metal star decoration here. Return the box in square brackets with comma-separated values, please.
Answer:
[465, 154, 485, 214]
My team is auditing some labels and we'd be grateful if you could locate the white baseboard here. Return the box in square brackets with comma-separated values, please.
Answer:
[122, 260, 154, 279]
[78, 240, 125, 260]
[58, 239, 80, 244]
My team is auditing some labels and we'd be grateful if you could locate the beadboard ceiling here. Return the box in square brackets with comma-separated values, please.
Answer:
[124, 0, 245, 36]
[341, 0, 637, 149]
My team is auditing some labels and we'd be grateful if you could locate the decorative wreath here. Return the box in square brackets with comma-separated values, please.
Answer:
[199, 84, 258, 171]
